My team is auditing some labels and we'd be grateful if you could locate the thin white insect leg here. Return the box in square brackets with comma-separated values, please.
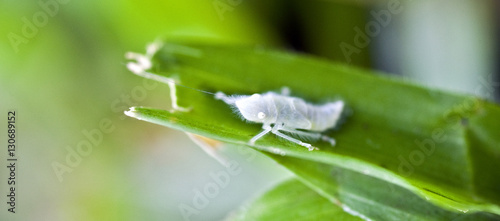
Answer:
[125, 66, 191, 112]
[281, 128, 321, 140]
[321, 136, 336, 146]
[271, 125, 316, 151]
[167, 81, 191, 112]
[281, 128, 336, 146]
[249, 124, 272, 145]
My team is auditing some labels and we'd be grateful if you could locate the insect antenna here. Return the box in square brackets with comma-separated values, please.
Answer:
[172, 81, 216, 95]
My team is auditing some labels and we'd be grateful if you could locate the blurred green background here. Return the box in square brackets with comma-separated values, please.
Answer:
[0, 0, 498, 220]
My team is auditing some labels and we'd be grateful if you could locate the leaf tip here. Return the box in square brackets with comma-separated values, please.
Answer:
[124, 107, 140, 119]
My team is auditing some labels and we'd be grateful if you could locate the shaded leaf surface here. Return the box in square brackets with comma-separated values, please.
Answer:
[227, 179, 364, 221]
[270, 155, 500, 221]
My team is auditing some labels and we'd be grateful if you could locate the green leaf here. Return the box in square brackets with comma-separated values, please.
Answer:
[127, 106, 500, 220]
[227, 179, 365, 221]
[269, 155, 499, 221]
[124, 41, 500, 218]
[228, 176, 499, 221]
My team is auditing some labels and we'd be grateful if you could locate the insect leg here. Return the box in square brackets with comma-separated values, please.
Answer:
[249, 124, 272, 145]
[280, 128, 321, 139]
[271, 125, 317, 151]
[321, 136, 336, 146]
[281, 128, 336, 146]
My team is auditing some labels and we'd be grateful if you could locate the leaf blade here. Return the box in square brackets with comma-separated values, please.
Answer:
[125, 41, 500, 216]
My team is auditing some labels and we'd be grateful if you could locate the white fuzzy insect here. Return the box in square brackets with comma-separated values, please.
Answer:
[215, 88, 344, 151]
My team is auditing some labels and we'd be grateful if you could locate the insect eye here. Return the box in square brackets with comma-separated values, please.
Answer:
[257, 112, 266, 119]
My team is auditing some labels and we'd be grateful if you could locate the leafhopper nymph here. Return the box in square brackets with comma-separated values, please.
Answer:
[215, 88, 344, 151]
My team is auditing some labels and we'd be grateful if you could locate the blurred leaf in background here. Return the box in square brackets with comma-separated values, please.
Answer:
[0, 0, 285, 220]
